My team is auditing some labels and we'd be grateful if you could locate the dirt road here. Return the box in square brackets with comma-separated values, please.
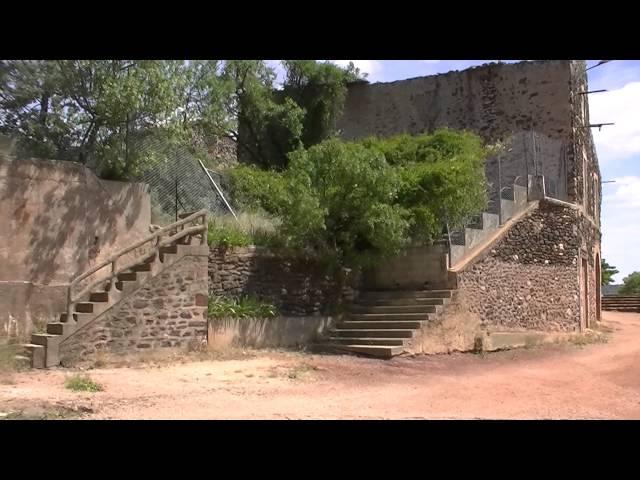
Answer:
[2, 311, 640, 419]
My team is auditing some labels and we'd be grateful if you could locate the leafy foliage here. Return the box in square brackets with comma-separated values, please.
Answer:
[233, 60, 365, 169]
[208, 296, 278, 319]
[0, 60, 195, 178]
[224, 129, 489, 267]
[619, 271, 640, 295]
[0, 60, 363, 176]
[284, 139, 410, 266]
[367, 130, 490, 242]
[601, 258, 619, 286]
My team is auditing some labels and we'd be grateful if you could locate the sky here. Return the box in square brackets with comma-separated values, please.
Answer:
[267, 60, 640, 283]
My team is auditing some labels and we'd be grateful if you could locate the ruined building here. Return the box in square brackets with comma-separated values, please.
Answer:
[320, 60, 602, 356]
[1, 60, 603, 366]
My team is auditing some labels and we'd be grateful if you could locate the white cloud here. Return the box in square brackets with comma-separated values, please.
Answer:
[421, 60, 441, 64]
[590, 82, 640, 164]
[601, 176, 640, 282]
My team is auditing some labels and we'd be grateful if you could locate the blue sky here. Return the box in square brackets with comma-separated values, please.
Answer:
[268, 60, 640, 283]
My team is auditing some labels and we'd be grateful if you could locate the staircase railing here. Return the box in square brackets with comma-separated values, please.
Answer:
[65, 209, 208, 323]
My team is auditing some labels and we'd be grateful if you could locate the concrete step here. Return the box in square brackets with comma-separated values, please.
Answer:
[361, 290, 454, 299]
[350, 304, 439, 314]
[339, 320, 424, 329]
[357, 297, 449, 307]
[23, 344, 45, 368]
[47, 322, 77, 336]
[328, 337, 406, 346]
[159, 245, 178, 255]
[132, 262, 153, 273]
[328, 344, 405, 359]
[349, 313, 435, 321]
[59, 312, 94, 324]
[602, 303, 640, 306]
[160, 252, 177, 264]
[117, 271, 137, 282]
[74, 302, 106, 314]
[331, 329, 415, 338]
[89, 291, 109, 303]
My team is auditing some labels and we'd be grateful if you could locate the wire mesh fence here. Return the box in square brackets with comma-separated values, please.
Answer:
[485, 129, 569, 214]
[132, 135, 236, 226]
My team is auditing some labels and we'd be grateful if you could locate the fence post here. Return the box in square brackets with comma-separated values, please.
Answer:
[175, 178, 179, 222]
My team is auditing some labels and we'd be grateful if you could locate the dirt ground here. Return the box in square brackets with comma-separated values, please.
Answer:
[1, 311, 640, 420]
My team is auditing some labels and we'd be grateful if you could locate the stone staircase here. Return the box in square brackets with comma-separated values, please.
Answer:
[448, 180, 529, 267]
[16, 211, 208, 369]
[602, 295, 640, 313]
[323, 289, 456, 358]
[318, 176, 541, 359]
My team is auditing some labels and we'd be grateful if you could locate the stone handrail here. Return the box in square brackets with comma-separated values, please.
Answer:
[65, 209, 208, 322]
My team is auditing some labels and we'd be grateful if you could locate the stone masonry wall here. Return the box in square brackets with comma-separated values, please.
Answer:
[59, 252, 208, 364]
[209, 247, 360, 316]
[458, 201, 582, 332]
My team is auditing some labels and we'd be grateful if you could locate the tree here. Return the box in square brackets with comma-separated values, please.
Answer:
[601, 258, 619, 285]
[1, 60, 366, 176]
[232, 60, 366, 169]
[619, 272, 640, 295]
[0, 60, 227, 179]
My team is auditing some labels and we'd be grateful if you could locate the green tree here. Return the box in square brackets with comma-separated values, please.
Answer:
[232, 60, 365, 169]
[601, 258, 619, 285]
[0, 60, 230, 179]
[619, 272, 640, 295]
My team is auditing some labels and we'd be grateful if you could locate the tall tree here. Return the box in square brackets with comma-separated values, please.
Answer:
[601, 258, 619, 285]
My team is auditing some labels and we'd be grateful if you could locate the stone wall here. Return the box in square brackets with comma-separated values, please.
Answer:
[0, 156, 151, 340]
[59, 250, 209, 364]
[336, 60, 602, 207]
[209, 247, 360, 316]
[457, 200, 582, 332]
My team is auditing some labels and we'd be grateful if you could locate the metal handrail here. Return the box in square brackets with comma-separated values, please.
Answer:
[65, 209, 208, 322]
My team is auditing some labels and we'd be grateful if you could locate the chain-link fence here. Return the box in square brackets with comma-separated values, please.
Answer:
[485, 129, 569, 214]
[133, 136, 236, 226]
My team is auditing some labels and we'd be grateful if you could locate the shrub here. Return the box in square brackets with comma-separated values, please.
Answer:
[619, 272, 640, 295]
[207, 212, 282, 248]
[64, 374, 103, 392]
[361, 129, 489, 241]
[224, 129, 489, 267]
[208, 296, 278, 319]
[285, 139, 410, 266]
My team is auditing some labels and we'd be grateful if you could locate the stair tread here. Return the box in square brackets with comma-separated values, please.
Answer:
[333, 328, 416, 332]
[328, 337, 407, 341]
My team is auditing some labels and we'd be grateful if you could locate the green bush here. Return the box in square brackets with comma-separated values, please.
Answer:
[362, 129, 489, 242]
[224, 129, 490, 267]
[208, 296, 278, 319]
[284, 139, 410, 266]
